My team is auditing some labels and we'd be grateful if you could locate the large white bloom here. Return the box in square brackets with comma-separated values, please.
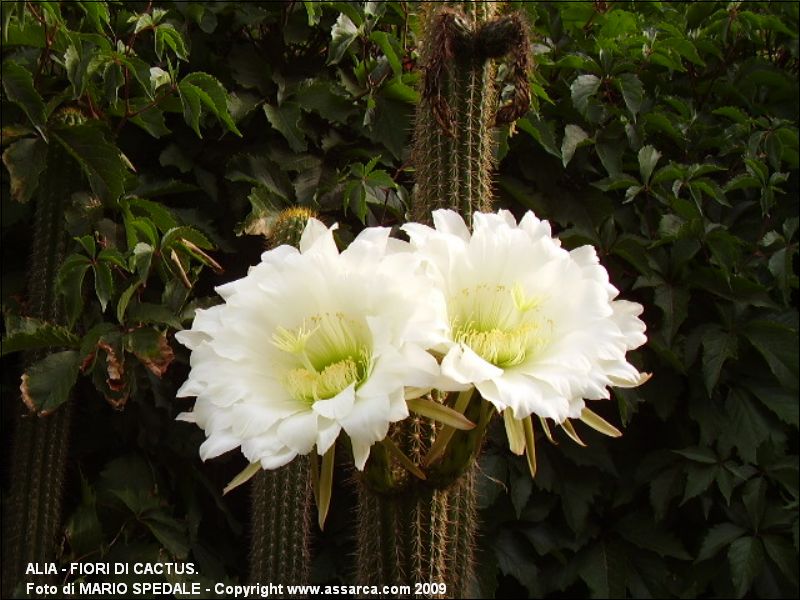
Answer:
[403, 209, 648, 423]
[176, 220, 444, 470]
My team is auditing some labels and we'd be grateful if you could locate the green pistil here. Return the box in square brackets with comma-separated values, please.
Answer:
[272, 314, 372, 404]
[452, 283, 548, 368]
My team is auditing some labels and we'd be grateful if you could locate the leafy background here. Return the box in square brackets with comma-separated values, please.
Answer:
[1, 1, 797, 598]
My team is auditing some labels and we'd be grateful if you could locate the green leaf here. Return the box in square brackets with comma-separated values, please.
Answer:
[20, 350, 81, 414]
[725, 388, 773, 464]
[616, 512, 691, 560]
[64, 41, 93, 98]
[370, 31, 401, 76]
[761, 534, 799, 585]
[51, 123, 127, 200]
[58, 257, 91, 328]
[128, 196, 178, 232]
[653, 283, 689, 344]
[142, 511, 189, 559]
[517, 115, 561, 159]
[494, 530, 539, 595]
[154, 23, 188, 61]
[674, 446, 718, 464]
[226, 154, 293, 200]
[697, 522, 747, 561]
[296, 79, 355, 123]
[177, 80, 204, 137]
[617, 73, 644, 118]
[570, 74, 601, 118]
[701, 326, 738, 394]
[638, 145, 661, 184]
[2, 137, 47, 203]
[303, 1, 324, 25]
[77, 1, 110, 33]
[561, 124, 590, 167]
[713, 106, 750, 124]
[263, 102, 307, 152]
[682, 463, 718, 503]
[180, 72, 241, 136]
[578, 539, 628, 600]
[93, 262, 113, 312]
[328, 13, 359, 65]
[742, 320, 799, 391]
[65, 474, 104, 558]
[1, 317, 80, 356]
[728, 536, 765, 598]
[2, 61, 47, 134]
[742, 379, 798, 427]
[128, 98, 170, 138]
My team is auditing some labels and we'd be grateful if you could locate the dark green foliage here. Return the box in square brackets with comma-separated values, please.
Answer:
[3, 130, 76, 596]
[1, 1, 797, 598]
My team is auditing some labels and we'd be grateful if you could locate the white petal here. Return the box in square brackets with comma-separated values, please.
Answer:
[339, 395, 391, 464]
[277, 411, 319, 454]
[441, 343, 503, 385]
[313, 383, 356, 420]
[316, 418, 342, 455]
[199, 433, 240, 461]
[432, 209, 471, 241]
[299, 218, 338, 255]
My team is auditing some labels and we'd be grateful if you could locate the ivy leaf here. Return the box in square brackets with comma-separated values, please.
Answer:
[742, 320, 799, 392]
[65, 474, 104, 558]
[142, 511, 189, 559]
[154, 23, 189, 61]
[561, 124, 590, 167]
[76, 0, 110, 33]
[696, 522, 746, 561]
[577, 539, 628, 600]
[701, 325, 738, 394]
[761, 534, 799, 585]
[517, 115, 561, 159]
[728, 536, 765, 598]
[742, 379, 798, 427]
[493, 529, 539, 595]
[615, 512, 691, 560]
[263, 102, 307, 152]
[2, 61, 47, 135]
[328, 13, 359, 65]
[51, 123, 128, 200]
[180, 72, 241, 136]
[20, 350, 81, 414]
[2, 137, 47, 203]
[725, 388, 773, 464]
[58, 254, 92, 327]
[638, 145, 661, 185]
[1, 317, 80, 356]
[570, 74, 601, 118]
[617, 73, 644, 118]
[93, 261, 114, 312]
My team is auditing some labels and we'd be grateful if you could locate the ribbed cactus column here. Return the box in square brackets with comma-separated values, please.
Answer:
[411, 2, 499, 224]
[356, 3, 530, 598]
[2, 135, 75, 597]
[248, 207, 316, 597]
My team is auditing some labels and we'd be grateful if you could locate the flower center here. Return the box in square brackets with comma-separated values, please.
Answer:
[451, 283, 549, 368]
[272, 312, 372, 404]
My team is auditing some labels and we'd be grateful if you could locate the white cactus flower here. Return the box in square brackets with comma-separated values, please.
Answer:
[176, 219, 444, 471]
[403, 209, 649, 424]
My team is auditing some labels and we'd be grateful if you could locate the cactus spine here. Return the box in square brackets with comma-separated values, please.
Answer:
[2, 132, 77, 596]
[411, 2, 499, 224]
[249, 458, 312, 594]
[356, 3, 530, 597]
[248, 207, 317, 597]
